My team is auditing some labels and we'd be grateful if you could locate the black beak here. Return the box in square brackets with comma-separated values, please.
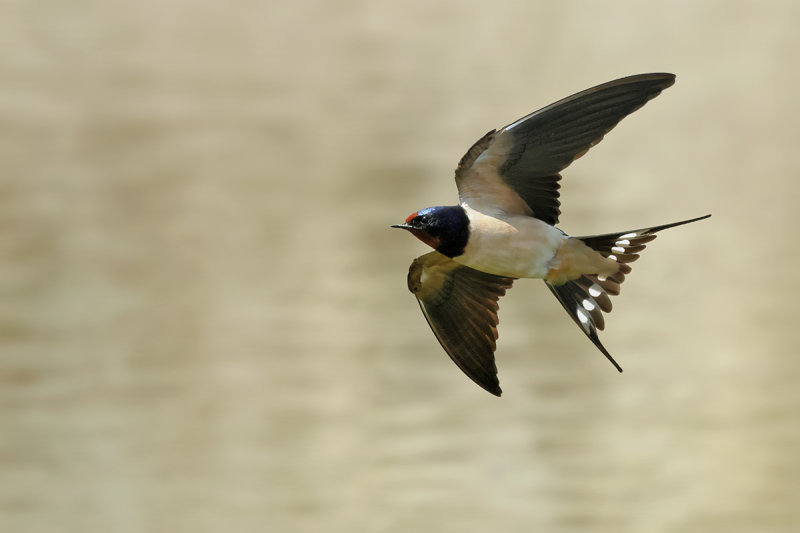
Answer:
[391, 223, 412, 230]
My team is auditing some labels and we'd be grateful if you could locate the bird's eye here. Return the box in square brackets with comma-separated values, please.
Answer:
[416, 215, 428, 224]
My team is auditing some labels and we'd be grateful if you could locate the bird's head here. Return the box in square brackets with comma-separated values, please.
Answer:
[392, 205, 470, 258]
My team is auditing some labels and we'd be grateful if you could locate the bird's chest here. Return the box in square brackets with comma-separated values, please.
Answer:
[454, 210, 565, 279]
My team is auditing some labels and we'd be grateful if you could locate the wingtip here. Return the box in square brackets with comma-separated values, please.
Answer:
[616, 72, 676, 88]
[480, 379, 502, 397]
[477, 378, 502, 396]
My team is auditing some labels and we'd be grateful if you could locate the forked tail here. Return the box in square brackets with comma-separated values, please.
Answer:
[545, 214, 710, 371]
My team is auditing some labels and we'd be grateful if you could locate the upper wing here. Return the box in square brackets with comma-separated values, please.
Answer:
[406, 251, 515, 396]
[455, 73, 676, 224]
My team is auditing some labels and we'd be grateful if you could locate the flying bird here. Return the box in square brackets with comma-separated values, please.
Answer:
[392, 73, 709, 396]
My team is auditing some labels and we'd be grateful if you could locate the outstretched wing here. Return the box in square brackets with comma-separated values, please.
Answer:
[406, 251, 515, 396]
[455, 73, 676, 224]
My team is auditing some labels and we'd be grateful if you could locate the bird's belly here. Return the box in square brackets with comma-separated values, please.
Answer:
[454, 211, 565, 278]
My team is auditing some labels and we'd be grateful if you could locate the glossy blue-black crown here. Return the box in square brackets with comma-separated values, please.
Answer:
[414, 205, 470, 258]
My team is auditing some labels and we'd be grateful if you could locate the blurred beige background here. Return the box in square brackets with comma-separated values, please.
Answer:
[1, 1, 799, 532]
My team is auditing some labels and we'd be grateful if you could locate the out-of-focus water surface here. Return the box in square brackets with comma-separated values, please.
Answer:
[1, 2, 799, 532]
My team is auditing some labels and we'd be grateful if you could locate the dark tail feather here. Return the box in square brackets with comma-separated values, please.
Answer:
[546, 279, 623, 371]
[546, 214, 710, 371]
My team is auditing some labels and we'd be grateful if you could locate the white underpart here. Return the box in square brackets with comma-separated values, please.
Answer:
[588, 285, 603, 297]
[582, 299, 596, 311]
[454, 204, 566, 278]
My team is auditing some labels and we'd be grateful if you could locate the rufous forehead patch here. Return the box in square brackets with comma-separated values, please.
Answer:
[405, 211, 419, 223]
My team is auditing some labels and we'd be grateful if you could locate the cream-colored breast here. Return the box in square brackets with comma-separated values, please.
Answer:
[454, 205, 566, 279]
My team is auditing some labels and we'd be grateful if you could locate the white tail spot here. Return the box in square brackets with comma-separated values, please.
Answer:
[608, 254, 617, 261]
[615, 239, 630, 246]
[588, 285, 603, 297]
[611, 246, 625, 253]
[619, 232, 637, 239]
[576, 308, 590, 324]
[582, 299, 596, 311]
[598, 275, 607, 281]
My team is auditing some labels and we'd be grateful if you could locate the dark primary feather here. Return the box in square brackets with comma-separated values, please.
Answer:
[407, 252, 515, 396]
[546, 214, 710, 371]
[455, 73, 676, 225]
[500, 74, 676, 178]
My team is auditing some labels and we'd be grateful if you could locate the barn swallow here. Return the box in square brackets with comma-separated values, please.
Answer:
[392, 73, 709, 396]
